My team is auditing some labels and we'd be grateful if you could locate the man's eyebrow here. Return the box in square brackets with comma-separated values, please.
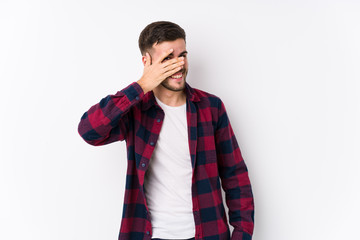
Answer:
[179, 51, 188, 56]
[163, 51, 188, 60]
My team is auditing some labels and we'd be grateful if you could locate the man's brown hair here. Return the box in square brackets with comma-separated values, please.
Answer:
[138, 21, 186, 55]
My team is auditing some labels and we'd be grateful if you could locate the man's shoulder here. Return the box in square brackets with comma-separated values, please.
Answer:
[190, 85, 224, 107]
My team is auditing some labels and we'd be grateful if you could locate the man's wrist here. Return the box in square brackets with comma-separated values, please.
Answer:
[137, 79, 150, 95]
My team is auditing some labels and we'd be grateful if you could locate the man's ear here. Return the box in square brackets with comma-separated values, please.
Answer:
[142, 52, 152, 66]
[141, 55, 147, 66]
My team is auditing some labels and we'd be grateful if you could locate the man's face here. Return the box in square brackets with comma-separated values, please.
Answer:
[148, 38, 188, 92]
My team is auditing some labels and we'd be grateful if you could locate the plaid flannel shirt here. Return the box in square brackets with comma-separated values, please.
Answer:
[78, 81, 255, 240]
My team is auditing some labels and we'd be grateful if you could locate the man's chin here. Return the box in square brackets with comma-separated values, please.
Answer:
[161, 78, 186, 92]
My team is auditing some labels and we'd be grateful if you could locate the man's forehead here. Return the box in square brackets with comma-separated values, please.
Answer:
[152, 39, 186, 52]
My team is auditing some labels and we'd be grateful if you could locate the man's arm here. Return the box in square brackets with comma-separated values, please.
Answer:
[78, 48, 185, 146]
[77, 82, 145, 146]
[215, 99, 255, 240]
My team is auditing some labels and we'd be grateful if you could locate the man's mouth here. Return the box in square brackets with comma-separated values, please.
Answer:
[170, 72, 183, 79]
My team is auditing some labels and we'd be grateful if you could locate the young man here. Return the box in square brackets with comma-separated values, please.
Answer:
[78, 21, 254, 240]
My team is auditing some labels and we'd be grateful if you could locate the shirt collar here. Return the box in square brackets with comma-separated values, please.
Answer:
[141, 82, 200, 111]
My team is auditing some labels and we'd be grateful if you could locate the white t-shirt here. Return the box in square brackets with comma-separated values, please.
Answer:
[143, 96, 195, 239]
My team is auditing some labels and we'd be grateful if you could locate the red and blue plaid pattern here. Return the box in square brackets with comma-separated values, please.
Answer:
[78, 82, 254, 240]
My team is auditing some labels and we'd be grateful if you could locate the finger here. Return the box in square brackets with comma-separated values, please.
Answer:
[145, 52, 151, 66]
[163, 58, 184, 72]
[163, 66, 183, 79]
[157, 48, 174, 64]
[162, 56, 184, 68]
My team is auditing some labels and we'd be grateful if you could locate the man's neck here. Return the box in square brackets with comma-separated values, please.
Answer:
[153, 85, 186, 107]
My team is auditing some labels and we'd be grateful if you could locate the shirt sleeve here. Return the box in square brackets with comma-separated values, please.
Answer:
[215, 99, 255, 240]
[77, 81, 144, 146]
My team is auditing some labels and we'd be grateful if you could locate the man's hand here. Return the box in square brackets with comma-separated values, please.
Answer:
[137, 48, 185, 94]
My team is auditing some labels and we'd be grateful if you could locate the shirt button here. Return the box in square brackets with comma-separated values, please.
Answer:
[157, 119, 161, 122]
[146, 231, 150, 235]
[150, 142, 154, 146]
[141, 163, 146, 167]
[135, 96, 139, 100]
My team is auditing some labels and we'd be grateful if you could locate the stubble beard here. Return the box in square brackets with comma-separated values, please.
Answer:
[161, 71, 187, 92]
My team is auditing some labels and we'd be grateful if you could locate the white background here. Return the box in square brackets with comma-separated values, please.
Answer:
[1, 0, 359, 239]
